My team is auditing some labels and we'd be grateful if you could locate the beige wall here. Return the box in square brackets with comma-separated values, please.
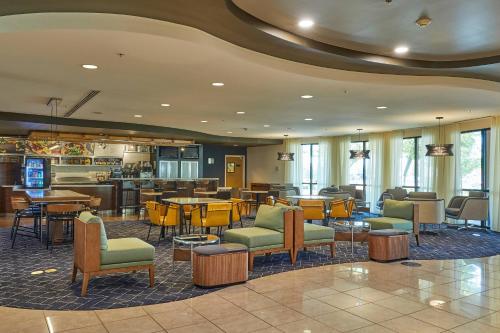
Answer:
[247, 144, 285, 184]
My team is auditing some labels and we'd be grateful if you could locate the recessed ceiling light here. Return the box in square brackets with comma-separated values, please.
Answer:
[301, 95, 314, 99]
[376, 106, 387, 109]
[394, 45, 409, 54]
[134, 114, 143, 118]
[304, 118, 313, 121]
[161, 103, 170, 107]
[227, 131, 233, 134]
[212, 82, 224, 87]
[92, 111, 103, 115]
[201, 120, 208, 123]
[233, 144, 239, 147]
[264, 124, 271, 127]
[82, 64, 98, 70]
[298, 19, 314, 28]
[236, 111, 245, 114]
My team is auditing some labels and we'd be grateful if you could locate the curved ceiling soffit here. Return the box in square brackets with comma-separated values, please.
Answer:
[227, 0, 500, 69]
[0, 0, 500, 83]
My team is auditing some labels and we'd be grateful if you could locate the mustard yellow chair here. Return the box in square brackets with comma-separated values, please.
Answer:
[298, 199, 326, 224]
[191, 203, 232, 236]
[147, 202, 179, 245]
[230, 198, 244, 228]
[266, 196, 275, 206]
[275, 197, 291, 206]
[328, 198, 355, 222]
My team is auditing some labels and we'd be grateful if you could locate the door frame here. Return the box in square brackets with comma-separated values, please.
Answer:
[224, 155, 246, 188]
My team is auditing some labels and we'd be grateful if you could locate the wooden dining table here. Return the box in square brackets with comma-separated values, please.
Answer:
[25, 189, 91, 244]
[162, 197, 232, 235]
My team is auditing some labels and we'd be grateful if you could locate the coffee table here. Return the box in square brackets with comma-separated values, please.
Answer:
[172, 234, 220, 267]
[333, 220, 371, 254]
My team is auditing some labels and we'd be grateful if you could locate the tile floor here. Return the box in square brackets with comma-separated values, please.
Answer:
[1, 256, 500, 332]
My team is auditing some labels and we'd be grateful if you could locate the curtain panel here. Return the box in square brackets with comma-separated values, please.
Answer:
[489, 116, 500, 232]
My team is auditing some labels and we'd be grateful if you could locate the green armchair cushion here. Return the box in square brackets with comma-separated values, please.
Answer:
[100, 238, 155, 267]
[254, 204, 287, 232]
[383, 199, 414, 220]
[303, 223, 334, 242]
[79, 211, 108, 250]
[224, 227, 283, 249]
[364, 217, 413, 231]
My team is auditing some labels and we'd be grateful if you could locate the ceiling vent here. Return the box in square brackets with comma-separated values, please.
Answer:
[63, 90, 101, 118]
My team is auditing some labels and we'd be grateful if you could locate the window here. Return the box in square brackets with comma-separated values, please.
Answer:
[349, 141, 368, 191]
[402, 137, 420, 190]
[301, 143, 319, 194]
[460, 129, 490, 192]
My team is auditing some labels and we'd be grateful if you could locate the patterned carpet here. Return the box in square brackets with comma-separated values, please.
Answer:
[1, 217, 499, 310]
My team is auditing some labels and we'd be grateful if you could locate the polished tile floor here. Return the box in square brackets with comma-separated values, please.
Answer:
[1, 255, 500, 333]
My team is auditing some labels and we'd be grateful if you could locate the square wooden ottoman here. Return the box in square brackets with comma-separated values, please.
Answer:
[368, 229, 409, 262]
[192, 243, 248, 287]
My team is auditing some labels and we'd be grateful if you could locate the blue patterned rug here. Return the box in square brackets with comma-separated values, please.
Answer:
[1, 218, 499, 310]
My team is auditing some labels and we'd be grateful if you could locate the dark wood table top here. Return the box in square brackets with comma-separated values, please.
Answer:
[162, 197, 230, 205]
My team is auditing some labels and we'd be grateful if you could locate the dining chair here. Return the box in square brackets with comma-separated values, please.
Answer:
[10, 197, 40, 248]
[298, 199, 326, 223]
[266, 196, 275, 205]
[275, 197, 292, 206]
[46, 203, 84, 250]
[230, 198, 244, 228]
[87, 196, 102, 215]
[146, 202, 179, 244]
[328, 198, 355, 222]
[191, 202, 232, 236]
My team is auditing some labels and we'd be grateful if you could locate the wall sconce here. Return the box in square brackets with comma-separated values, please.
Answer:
[207, 157, 215, 165]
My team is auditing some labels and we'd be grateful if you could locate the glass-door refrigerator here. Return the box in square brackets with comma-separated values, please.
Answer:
[24, 157, 51, 189]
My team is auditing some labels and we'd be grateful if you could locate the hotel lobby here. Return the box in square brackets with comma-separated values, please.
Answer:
[0, 1, 499, 332]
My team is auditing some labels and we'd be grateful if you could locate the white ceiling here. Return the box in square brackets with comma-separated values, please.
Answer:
[0, 13, 499, 139]
[234, 0, 500, 61]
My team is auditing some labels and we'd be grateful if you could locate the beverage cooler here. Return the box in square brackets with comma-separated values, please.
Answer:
[24, 157, 51, 189]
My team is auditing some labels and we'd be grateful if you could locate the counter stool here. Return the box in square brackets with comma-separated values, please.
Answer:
[11, 198, 41, 248]
[368, 229, 409, 262]
[192, 243, 248, 287]
[46, 203, 84, 250]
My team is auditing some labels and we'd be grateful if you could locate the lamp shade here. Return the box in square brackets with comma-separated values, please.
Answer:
[277, 152, 294, 161]
[349, 150, 370, 159]
[425, 144, 454, 157]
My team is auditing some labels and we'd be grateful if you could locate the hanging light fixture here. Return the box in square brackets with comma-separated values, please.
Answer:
[47, 97, 62, 151]
[425, 116, 454, 157]
[277, 152, 294, 161]
[349, 129, 370, 159]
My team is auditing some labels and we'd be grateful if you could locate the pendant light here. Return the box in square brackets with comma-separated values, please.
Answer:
[47, 97, 62, 151]
[349, 129, 370, 159]
[277, 152, 294, 161]
[425, 116, 454, 157]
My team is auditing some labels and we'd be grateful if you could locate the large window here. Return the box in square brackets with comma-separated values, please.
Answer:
[402, 137, 420, 190]
[460, 129, 490, 192]
[301, 143, 319, 195]
[349, 141, 368, 191]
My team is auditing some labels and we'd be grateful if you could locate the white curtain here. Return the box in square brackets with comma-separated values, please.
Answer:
[366, 133, 385, 211]
[419, 126, 438, 192]
[489, 116, 500, 232]
[437, 123, 461, 202]
[283, 139, 303, 188]
[318, 137, 332, 190]
[383, 131, 403, 189]
[331, 135, 351, 187]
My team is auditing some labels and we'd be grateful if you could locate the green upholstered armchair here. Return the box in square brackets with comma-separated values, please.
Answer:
[292, 209, 335, 258]
[364, 199, 420, 246]
[73, 212, 155, 296]
[223, 205, 295, 271]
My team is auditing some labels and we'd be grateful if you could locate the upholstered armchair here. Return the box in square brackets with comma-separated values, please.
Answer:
[445, 195, 489, 229]
[405, 198, 445, 230]
[408, 192, 437, 200]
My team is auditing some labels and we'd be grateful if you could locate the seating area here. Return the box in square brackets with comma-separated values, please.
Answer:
[1, 2, 500, 332]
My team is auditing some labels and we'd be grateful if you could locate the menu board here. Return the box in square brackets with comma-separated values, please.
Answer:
[61, 142, 94, 156]
[0, 138, 26, 154]
[26, 140, 61, 155]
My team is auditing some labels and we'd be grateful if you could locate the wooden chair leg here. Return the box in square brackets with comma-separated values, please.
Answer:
[248, 252, 254, 271]
[81, 272, 90, 297]
[146, 223, 153, 240]
[149, 266, 155, 287]
[71, 265, 78, 282]
[415, 234, 420, 246]
[289, 249, 296, 265]
[330, 242, 336, 257]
